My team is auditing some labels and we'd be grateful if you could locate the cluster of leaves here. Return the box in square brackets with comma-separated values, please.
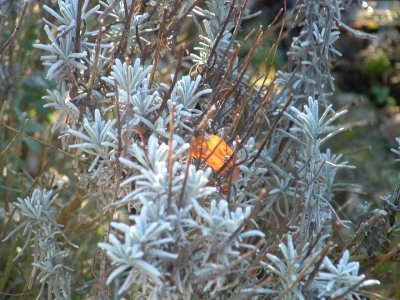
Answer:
[2, 189, 75, 299]
[2, 0, 400, 299]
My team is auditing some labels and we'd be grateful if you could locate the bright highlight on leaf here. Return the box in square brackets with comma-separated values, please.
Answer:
[192, 134, 240, 182]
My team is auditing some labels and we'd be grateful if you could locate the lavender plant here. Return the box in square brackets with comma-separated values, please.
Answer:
[2, 0, 398, 299]
[2, 189, 76, 299]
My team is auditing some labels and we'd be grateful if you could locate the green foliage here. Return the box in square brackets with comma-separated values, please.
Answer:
[362, 48, 391, 80]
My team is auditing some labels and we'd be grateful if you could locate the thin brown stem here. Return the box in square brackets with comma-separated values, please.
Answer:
[154, 44, 185, 122]
[148, 7, 168, 87]
[247, 93, 293, 167]
[163, 0, 202, 38]
[0, 0, 29, 57]
[167, 102, 176, 213]
[0, 121, 74, 158]
[0, 119, 28, 157]
[85, 20, 104, 106]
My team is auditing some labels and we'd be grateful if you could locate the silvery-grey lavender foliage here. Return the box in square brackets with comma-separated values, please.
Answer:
[101, 58, 153, 105]
[99, 0, 155, 54]
[191, 1, 236, 68]
[163, 75, 212, 132]
[6, 0, 386, 298]
[275, 0, 342, 106]
[315, 250, 379, 300]
[269, 2, 347, 232]
[257, 235, 378, 300]
[43, 81, 80, 132]
[258, 234, 320, 299]
[99, 136, 264, 298]
[280, 97, 352, 246]
[102, 134, 265, 298]
[34, 25, 88, 81]
[68, 109, 117, 173]
[2, 189, 75, 299]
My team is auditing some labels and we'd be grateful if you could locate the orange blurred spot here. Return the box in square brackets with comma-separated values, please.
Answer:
[192, 134, 240, 183]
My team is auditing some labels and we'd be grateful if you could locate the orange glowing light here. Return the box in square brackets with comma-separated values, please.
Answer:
[192, 134, 240, 183]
